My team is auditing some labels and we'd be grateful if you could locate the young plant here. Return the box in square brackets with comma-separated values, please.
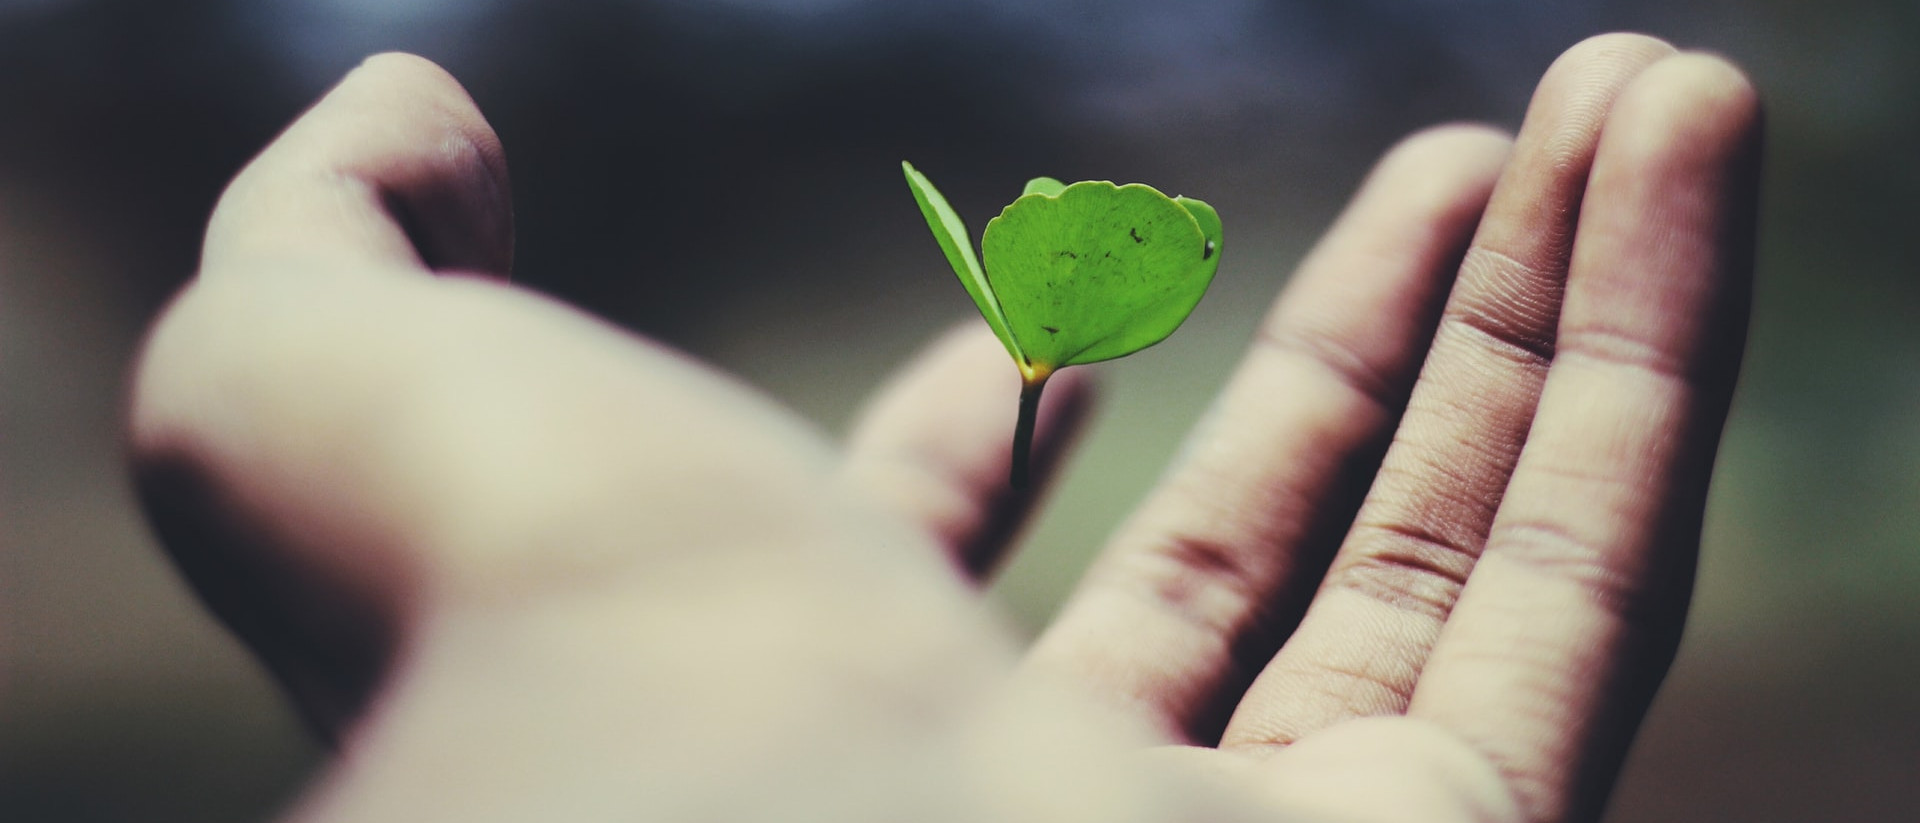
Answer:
[903, 161, 1223, 489]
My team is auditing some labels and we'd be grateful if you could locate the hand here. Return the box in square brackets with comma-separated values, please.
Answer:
[128, 32, 1761, 823]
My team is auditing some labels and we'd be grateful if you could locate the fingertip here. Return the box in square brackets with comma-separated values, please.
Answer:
[1609, 52, 1764, 160]
[1505, 33, 1677, 181]
[1382, 123, 1513, 171]
[1566, 51, 1763, 387]
[1590, 52, 1764, 249]
[204, 51, 513, 278]
[352, 52, 462, 91]
[337, 53, 475, 121]
[1545, 32, 1679, 83]
[1365, 123, 1513, 218]
[344, 51, 508, 163]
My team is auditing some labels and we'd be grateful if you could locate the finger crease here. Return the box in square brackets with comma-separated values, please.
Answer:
[1447, 246, 1563, 366]
[1102, 530, 1272, 642]
[1557, 324, 1696, 386]
[1333, 522, 1483, 621]
[1488, 519, 1652, 623]
[1442, 306, 1558, 372]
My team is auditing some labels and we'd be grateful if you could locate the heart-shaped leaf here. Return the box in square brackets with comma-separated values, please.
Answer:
[902, 162, 1222, 487]
[983, 181, 1221, 372]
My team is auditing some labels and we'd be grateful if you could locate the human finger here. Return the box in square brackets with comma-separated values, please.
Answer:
[1220, 33, 1677, 749]
[1408, 54, 1762, 823]
[200, 52, 512, 278]
[1023, 123, 1511, 744]
[841, 322, 1094, 580]
[135, 54, 520, 739]
[134, 276, 900, 741]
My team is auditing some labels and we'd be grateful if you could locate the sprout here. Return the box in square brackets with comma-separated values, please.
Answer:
[904, 161, 1222, 488]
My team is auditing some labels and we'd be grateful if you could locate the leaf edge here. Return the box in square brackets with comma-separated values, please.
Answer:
[902, 161, 1023, 363]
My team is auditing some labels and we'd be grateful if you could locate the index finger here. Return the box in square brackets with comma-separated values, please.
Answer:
[200, 52, 513, 278]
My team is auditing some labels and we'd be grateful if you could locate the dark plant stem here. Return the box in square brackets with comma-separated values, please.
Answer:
[1011, 375, 1047, 491]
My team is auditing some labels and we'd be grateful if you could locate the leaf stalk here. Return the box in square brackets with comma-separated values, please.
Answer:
[1011, 373, 1049, 491]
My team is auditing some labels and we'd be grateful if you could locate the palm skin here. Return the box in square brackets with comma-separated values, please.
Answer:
[129, 33, 1760, 823]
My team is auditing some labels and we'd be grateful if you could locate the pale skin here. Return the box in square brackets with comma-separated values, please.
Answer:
[123, 32, 1761, 823]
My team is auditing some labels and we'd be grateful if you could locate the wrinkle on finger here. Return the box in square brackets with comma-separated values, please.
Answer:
[1408, 53, 1761, 823]
[1219, 33, 1678, 751]
[1022, 125, 1509, 745]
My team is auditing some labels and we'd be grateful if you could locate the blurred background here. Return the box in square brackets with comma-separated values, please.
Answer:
[0, 0, 1915, 820]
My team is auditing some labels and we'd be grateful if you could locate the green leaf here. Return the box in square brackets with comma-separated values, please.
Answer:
[1175, 196, 1223, 264]
[981, 181, 1220, 370]
[901, 164, 1222, 490]
[1065, 194, 1222, 364]
[1022, 176, 1067, 197]
[901, 161, 1021, 362]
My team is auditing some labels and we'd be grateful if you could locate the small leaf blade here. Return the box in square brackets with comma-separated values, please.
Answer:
[1022, 176, 1067, 197]
[1175, 196, 1223, 268]
[1065, 194, 1224, 364]
[981, 181, 1218, 368]
[902, 161, 1021, 360]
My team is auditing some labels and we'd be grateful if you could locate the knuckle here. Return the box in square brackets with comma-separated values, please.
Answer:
[1487, 518, 1653, 621]
[1104, 529, 1268, 639]
[1328, 522, 1482, 621]
[1447, 246, 1562, 367]
[1554, 322, 1691, 384]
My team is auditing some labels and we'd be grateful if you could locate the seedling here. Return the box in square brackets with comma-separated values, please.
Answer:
[903, 161, 1222, 489]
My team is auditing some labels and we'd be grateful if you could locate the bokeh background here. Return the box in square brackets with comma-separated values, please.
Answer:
[1, 0, 1915, 820]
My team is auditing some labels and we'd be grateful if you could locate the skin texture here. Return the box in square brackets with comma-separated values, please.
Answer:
[122, 32, 1761, 823]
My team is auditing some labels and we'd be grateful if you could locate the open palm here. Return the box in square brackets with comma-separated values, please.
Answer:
[131, 34, 1760, 823]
